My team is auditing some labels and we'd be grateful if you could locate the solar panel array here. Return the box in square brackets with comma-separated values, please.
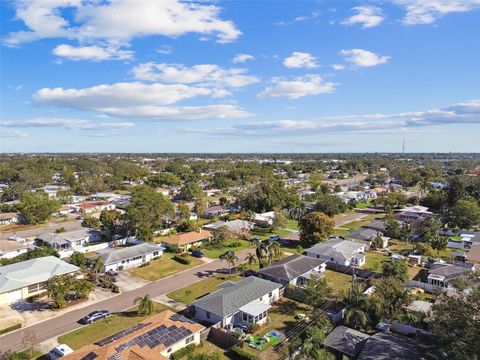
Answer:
[106, 325, 193, 360]
[81, 352, 98, 360]
[96, 323, 149, 346]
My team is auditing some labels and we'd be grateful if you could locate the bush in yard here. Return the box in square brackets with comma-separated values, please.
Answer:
[0, 323, 21, 335]
[247, 323, 260, 333]
[139, 262, 150, 267]
[229, 346, 260, 360]
[173, 255, 191, 265]
[171, 344, 195, 360]
[112, 285, 120, 293]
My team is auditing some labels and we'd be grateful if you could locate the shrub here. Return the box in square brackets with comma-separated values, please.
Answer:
[153, 256, 162, 261]
[25, 293, 43, 303]
[118, 265, 124, 270]
[168, 245, 179, 253]
[0, 323, 21, 335]
[171, 344, 195, 360]
[173, 255, 191, 265]
[140, 262, 150, 268]
[229, 346, 260, 360]
[112, 285, 120, 293]
[247, 323, 260, 333]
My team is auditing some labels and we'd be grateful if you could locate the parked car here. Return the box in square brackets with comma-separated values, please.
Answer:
[191, 250, 204, 258]
[79, 310, 110, 324]
[268, 236, 281, 241]
[106, 269, 119, 277]
[48, 344, 73, 360]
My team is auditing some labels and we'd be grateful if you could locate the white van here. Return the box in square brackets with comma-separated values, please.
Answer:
[48, 344, 74, 359]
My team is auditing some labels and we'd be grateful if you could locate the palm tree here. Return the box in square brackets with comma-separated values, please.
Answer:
[220, 252, 238, 275]
[89, 256, 104, 282]
[270, 241, 282, 261]
[343, 281, 369, 330]
[255, 241, 269, 265]
[246, 253, 257, 270]
[134, 294, 156, 316]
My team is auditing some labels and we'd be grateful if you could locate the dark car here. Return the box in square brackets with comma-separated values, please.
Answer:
[79, 310, 110, 324]
[191, 250, 204, 258]
[268, 236, 281, 241]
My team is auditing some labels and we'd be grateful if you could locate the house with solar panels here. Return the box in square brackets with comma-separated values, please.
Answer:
[61, 310, 204, 360]
[191, 276, 281, 329]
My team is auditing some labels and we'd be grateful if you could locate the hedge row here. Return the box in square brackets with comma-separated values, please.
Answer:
[173, 255, 191, 265]
[171, 343, 195, 360]
[228, 346, 260, 360]
[0, 323, 21, 335]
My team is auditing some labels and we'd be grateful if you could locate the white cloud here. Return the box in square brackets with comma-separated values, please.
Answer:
[283, 52, 319, 69]
[232, 53, 254, 64]
[332, 64, 346, 71]
[340, 49, 390, 67]
[0, 129, 29, 137]
[391, 0, 480, 25]
[157, 45, 173, 55]
[342, 6, 385, 28]
[276, 10, 321, 25]
[131, 63, 259, 88]
[257, 75, 335, 99]
[5, 0, 240, 56]
[0, 118, 134, 131]
[53, 44, 133, 61]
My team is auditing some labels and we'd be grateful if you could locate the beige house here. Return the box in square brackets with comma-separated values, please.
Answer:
[161, 230, 213, 251]
[0, 256, 80, 305]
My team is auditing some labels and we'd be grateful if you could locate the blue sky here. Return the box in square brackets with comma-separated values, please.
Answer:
[1, 0, 479, 153]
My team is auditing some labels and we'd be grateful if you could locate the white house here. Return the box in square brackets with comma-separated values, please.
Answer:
[192, 276, 281, 329]
[305, 238, 367, 267]
[257, 254, 326, 287]
[70, 201, 116, 214]
[448, 234, 475, 250]
[0, 213, 19, 225]
[254, 211, 276, 226]
[0, 239, 31, 259]
[93, 242, 165, 272]
[36, 228, 101, 256]
[0, 256, 80, 305]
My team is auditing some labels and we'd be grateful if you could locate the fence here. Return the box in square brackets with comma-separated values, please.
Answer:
[207, 327, 241, 349]
[325, 262, 379, 279]
[405, 279, 443, 294]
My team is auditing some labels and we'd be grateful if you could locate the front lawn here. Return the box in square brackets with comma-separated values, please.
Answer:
[324, 269, 353, 297]
[363, 251, 389, 272]
[284, 219, 299, 230]
[355, 203, 371, 210]
[129, 253, 203, 281]
[202, 239, 252, 259]
[167, 275, 237, 304]
[58, 304, 173, 350]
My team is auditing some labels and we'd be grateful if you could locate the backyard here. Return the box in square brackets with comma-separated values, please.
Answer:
[129, 253, 203, 281]
[324, 269, 353, 297]
[58, 304, 173, 350]
[363, 251, 389, 272]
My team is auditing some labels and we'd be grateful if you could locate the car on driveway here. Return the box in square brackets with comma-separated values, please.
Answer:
[191, 250, 204, 258]
[79, 310, 110, 324]
[268, 236, 281, 241]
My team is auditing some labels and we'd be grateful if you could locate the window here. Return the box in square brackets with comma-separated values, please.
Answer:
[331, 257, 334, 261]
[153, 251, 159, 256]
[243, 313, 248, 321]
[269, 292, 273, 298]
[206, 311, 211, 319]
[167, 348, 172, 353]
[185, 335, 194, 344]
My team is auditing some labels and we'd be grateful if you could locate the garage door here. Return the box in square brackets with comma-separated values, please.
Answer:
[8, 289, 22, 303]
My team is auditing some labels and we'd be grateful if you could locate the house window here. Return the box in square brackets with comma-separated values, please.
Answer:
[243, 313, 248, 321]
[186, 335, 194, 344]
[167, 348, 172, 353]
[153, 251, 159, 256]
[206, 311, 211, 319]
[27, 283, 40, 294]
[331, 258, 334, 261]
[269, 292, 273, 298]
[316, 255, 320, 259]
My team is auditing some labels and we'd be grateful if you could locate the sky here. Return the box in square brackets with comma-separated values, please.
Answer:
[1, 0, 479, 153]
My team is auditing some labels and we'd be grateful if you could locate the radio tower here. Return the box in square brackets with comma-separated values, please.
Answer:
[402, 138, 405, 154]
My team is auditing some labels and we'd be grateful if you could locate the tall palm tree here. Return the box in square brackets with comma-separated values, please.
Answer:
[270, 241, 282, 261]
[134, 294, 156, 316]
[220, 252, 238, 275]
[255, 241, 269, 265]
[343, 281, 369, 330]
[89, 256, 104, 282]
[246, 253, 257, 270]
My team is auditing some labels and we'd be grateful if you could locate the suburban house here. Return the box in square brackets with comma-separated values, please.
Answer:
[204, 188, 222, 197]
[0, 239, 31, 259]
[427, 263, 475, 288]
[70, 201, 116, 214]
[348, 228, 389, 248]
[204, 219, 255, 233]
[0, 212, 19, 225]
[62, 310, 204, 360]
[305, 238, 367, 267]
[92, 242, 165, 272]
[191, 276, 281, 329]
[36, 228, 101, 253]
[253, 211, 276, 226]
[447, 233, 475, 250]
[394, 206, 432, 222]
[257, 254, 326, 287]
[161, 230, 213, 251]
[0, 256, 80, 305]
[323, 326, 370, 359]
[203, 205, 229, 218]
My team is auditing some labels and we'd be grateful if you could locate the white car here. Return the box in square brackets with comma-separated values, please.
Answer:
[49, 344, 74, 360]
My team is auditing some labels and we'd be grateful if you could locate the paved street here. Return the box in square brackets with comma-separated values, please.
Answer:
[0, 248, 255, 352]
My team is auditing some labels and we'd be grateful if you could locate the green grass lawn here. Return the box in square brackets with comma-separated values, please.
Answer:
[355, 203, 371, 209]
[324, 269, 353, 297]
[58, 304, 173, 350]
[333, 228, 349, 237]
[284, 219, 300, 230]
[388, 240, 415, 252]
[129, 253, 203, 281]
[167, 275, 237, 304]
[202, 239, 253, 259]
[363, 251, 389, 272]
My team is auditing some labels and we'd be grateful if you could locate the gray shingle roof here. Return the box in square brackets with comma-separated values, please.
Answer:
[323, 325, 370, 357]
[192, 276, 281, 318]
[306, 239, 365, 261]
[37, 228, 99, 244]
[94, 243, 165, 266]
[0, 256, 80, 294]
[257, 254, 325, 282]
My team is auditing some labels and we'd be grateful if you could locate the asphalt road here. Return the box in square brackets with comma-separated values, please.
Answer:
[0, 249, 254, 352]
